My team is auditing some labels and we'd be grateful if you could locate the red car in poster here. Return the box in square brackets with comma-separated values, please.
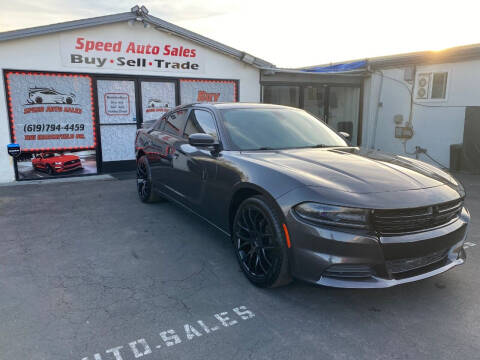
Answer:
[32, 153, 83, 175]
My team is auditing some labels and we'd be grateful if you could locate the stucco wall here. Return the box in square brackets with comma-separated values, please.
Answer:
[0, 22, 261, 182]
[362, 61, 479, 168]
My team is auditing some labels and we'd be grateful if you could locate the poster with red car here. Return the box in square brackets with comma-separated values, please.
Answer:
[5, 71, 98, 179]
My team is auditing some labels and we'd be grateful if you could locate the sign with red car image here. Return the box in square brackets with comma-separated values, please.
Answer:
[5, 71, 98, 180]
[6, 71, 96, 151]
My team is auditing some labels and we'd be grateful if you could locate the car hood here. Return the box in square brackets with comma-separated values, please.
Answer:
[239, 147, 463, 195]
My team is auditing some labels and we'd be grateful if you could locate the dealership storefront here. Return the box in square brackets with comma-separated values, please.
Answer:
[260, 69, 365, 146]
[0, 7, 269, 182]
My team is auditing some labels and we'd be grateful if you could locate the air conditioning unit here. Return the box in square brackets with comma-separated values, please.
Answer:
[415, 73, 431, 99]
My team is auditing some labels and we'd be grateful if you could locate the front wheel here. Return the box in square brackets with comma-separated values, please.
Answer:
[232, 195, 292, 288]
[136, 155, 163, 203]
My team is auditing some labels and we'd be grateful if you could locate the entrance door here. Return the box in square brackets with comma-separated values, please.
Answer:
[96, 79, 138, 167]
[303, 86, 326, 120]
[327, 87, 361, 145]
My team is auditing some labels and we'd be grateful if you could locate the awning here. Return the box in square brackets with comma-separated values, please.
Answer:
[302, 60, 367, 73]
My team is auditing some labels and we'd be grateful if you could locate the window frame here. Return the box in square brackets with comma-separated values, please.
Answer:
[182, 108, 220, 141]
[163, 108, 190, 137]
[414, 70, 450, 102]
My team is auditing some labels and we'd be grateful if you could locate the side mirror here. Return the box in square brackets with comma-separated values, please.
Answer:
[188, 133, 217, 147]
[339, 131, 351, 141]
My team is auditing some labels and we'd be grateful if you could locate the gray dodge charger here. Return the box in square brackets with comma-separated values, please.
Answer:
[135, 103, 470, 288]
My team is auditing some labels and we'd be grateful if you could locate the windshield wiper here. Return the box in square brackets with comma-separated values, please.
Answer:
[309, 144, 333, 148]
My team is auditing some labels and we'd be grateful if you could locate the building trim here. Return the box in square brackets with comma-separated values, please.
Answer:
[0, 8, 274, 69]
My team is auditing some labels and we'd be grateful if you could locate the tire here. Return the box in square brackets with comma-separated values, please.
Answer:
[35, 97, 43, 104]
[47, 165, 55, 175]
[65, 97, 73, 104]
[136, 155, 163, 203]
[232, 195, 292, 288]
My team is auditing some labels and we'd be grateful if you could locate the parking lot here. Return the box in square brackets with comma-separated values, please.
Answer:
[0, 173, 479, 360]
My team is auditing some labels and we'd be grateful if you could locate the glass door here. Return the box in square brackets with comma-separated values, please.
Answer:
[327, 87, 360, 146]
[96, 79, 138, 163]
[303, 86, 326, 120]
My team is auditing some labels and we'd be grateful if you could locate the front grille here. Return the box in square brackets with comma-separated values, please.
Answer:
[322, 265, 373, 279]
[372, 199, 463, 234]
[386, 249, 448, 275]
[64, 159, 80, 166]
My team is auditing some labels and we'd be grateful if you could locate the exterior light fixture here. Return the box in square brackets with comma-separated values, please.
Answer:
[241, 53, 255, 65]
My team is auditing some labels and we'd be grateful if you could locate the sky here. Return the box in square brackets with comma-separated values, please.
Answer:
[1, 0, 480, 68]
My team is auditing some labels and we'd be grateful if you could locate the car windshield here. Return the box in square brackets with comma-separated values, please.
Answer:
[43, 153, 61, 158]
[220, 107, 348, 150]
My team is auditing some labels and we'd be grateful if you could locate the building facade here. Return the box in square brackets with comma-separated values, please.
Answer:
[0, 7, 270, 182]
[1, 7, 479, 183]
[262, 47, 480, 173]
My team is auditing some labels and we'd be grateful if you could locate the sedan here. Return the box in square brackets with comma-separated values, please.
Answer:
[135, 103, 469, 288]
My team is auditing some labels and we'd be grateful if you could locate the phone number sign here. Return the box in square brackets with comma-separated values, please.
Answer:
[5, 71, 96, 152]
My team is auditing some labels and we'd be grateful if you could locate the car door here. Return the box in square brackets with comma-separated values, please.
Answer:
[170, 108, 220, 212]
[141, 116, 170, 191]
[37, 154, 46, 169]
[155, 108, 190, 200]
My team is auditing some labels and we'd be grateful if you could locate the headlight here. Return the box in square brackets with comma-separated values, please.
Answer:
[294, 202, 371, 229]
[54, 162, 62, 165]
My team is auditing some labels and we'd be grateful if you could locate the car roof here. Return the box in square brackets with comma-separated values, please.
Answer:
[175, 102, 300, 111]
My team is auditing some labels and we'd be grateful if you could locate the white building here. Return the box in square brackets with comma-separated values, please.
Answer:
[0, 5, 270, 182]
[1, 6, 479, 183]
[262, 46, 480, 173]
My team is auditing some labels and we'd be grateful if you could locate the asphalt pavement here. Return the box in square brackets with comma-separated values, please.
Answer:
[0, 173, 479, 360]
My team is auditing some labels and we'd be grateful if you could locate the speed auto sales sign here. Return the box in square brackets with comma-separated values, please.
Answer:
[5, 71, 96, 152]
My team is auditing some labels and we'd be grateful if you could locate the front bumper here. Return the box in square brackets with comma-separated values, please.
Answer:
[287, 207, 470, 288]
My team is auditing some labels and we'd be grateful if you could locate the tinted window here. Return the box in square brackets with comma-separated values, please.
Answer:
[262, 85, 300, 108]
[184, 110, 218, 140]
[431, 72, 448, 99]
[221, 108, 347, 150]
[164, 109, 188, 136]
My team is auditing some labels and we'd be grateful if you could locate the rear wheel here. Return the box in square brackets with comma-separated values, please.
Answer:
[232, 195, 292, 288]
[136, 155, 163, 203]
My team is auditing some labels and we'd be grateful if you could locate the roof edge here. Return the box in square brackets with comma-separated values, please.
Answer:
[0, 12, 134, 42]
[0, 8, 274, 69]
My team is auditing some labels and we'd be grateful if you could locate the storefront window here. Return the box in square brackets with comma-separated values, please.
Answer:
[303, 86, 325, 120]
[262, 85, 300, 108]
[328, 87, 360, 146]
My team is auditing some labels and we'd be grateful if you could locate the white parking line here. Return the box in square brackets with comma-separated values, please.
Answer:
[80, 306, 255, 360]
[464, 241, 477, 249]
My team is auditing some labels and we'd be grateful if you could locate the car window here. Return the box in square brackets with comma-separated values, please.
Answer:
[221, 108, 348, 150]
[153, 116, 166, 131]
[183, 110, 218, 140]
[164, 109, 188, 136]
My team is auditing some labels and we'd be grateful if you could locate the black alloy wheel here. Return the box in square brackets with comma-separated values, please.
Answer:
[136, 155, 162, 203]
[66, 97, 73, 104]
[47, 165, 54, 175]
[233, 195, 291, 288]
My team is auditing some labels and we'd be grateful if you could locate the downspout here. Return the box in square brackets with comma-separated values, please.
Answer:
[370, 70, 384, 149]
